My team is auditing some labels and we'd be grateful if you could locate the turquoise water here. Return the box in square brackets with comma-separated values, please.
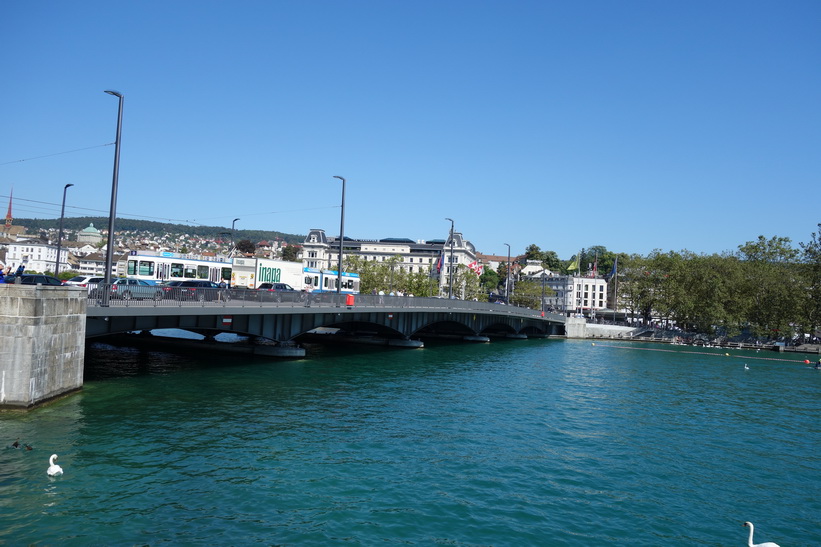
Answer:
[2, 339, 820, 546]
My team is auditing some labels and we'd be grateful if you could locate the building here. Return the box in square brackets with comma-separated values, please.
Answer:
[77, 223, 104, 245]
[299, 228, 477, 292]
[519, 269, 609, 315]
[6, 241, 71, 275]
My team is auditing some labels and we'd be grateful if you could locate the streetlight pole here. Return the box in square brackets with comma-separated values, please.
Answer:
[333, 176, 346, 295]
[445, 217, 454, 299]
[504, 243, 511, 303]
[103, 90, 123, 284]
[230, 218, 240, 257]
[54, 183, 73, 276]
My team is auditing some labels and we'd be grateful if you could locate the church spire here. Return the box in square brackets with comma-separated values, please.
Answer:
[4, 188, 12, 228]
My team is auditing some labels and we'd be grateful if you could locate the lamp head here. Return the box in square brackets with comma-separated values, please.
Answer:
[333, 175, 345, 182]
[104, 90, 123, 98]
[65, 183, 74, 189]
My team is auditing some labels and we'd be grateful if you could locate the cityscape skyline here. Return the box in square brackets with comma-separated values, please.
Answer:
[2, 2, 819, 258]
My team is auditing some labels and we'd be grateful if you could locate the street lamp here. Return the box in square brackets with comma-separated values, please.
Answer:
[445, 217, 455, 299]
[230, 218, 240, 257]
[504, 243, 511, 303]
[103, 90, 123, 284]
[54, 183, 74, 276]
[333, 176, 346, 295]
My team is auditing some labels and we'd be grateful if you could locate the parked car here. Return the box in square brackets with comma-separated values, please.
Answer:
[64, 275, 105, 293]
[257, 283, 296, 292]
[3, 274, 65, 286]
[109, 278, 163, 300]
[256, 282, 300, 302]
[175, 280, 226, 302]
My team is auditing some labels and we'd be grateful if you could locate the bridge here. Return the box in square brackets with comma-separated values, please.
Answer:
[85, 288, 567, 353]
[1, 285, 567, 408]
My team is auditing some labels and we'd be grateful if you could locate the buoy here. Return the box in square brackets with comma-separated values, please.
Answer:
[591, 343, 595, 346]
[725, 353, 730, 356]
[804, 359, 810, 364]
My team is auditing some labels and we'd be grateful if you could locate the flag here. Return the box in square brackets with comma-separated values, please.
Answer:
[605, 257, 618, 281]
[568, 255, 580, 272]
[436, 251, 444, 273]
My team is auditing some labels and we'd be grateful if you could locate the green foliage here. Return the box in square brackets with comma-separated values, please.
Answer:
[235, 239, 256, 254]
[14, 217, 304, 245]
[281, 245, 300, 262]
[509, 280, 543, 309]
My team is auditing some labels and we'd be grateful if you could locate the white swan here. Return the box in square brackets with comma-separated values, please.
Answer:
[744, 364, 750, 370]
[47, 454, 63, 476]
[744, 521, 779, 547]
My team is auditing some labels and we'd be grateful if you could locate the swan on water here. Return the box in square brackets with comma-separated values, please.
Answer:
[744, 364, 750, 370]
[47, 454, 63, 476]
[743, 521, 780, 547]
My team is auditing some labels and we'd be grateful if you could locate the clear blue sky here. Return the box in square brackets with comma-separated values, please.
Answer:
[2, 1, 819, 259]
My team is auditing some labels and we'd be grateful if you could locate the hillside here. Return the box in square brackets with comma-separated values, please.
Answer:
[13, 217, 305, 245]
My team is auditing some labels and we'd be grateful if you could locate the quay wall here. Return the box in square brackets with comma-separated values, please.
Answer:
[564, 316, 635, 339]
[0, 285, 86, 409]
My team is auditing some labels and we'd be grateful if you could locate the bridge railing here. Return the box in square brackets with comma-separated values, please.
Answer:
[87, 285, 560, 320]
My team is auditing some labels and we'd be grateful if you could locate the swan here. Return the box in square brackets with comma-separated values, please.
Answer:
[47, 454, 63, 476]
[743, 521, 779, 547]
[744, 364, 750, 370]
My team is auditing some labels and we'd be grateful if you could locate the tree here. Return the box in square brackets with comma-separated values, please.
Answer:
[737, 235, 801, 339]
[799, 223, 821, 339]
[509, 280, 542, 309]
[235, 239, 256, 255]
[479, 268, 500, 294]
[281, 245, 300, 262]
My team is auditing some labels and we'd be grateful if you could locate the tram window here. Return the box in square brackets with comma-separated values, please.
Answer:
[184, 266, 197, 278]
[197, 265, 209, 279]
[138, 261, 155, 276]
[221, 267, 232, 281]
[127, 260, 137, 276]
[170, 263, 184, 277]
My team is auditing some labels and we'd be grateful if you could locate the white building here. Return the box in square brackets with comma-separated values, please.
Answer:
[6, 241, 71, 274]
[299, 228, 477, 293]
[520, 269, 609, 315]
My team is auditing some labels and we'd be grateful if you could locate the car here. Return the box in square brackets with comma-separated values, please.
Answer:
[257, 283, 296, 292]
[3, 274, 65, 286]
[174, 280, 226, 302]
[64, 275, 105, 293]
[256, 282, 300, 302]
[109, 278, 163, 300]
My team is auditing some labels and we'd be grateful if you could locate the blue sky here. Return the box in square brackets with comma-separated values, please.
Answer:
[2, 1, 819, 259]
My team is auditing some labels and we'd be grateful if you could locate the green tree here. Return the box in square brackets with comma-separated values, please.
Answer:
[799, 223, 821, 338]
[479, 268, 500, 293]
[509, 280, 542, 309]
[737, 235, 800, 339]
[281, 245, 300, 262]
[236, 239, 256, 255]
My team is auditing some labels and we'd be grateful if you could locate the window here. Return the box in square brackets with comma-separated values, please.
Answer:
[138, 261, 155, 276]
[170, 263, 184, 277]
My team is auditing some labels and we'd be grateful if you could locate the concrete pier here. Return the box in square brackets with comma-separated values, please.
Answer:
[0, 285, 87, 409]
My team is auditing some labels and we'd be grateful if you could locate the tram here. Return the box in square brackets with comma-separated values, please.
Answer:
[303, 267, 360, 294]
[122, 252, 360, 294]
[122, 251, 232, 284]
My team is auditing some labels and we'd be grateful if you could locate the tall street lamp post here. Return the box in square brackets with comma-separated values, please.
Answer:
[230, 218, 240, 257]
[504, 243, 511, 303]
[103, 90, 123, 284]
[445, 218, 455, 299]
[54, 183, 74, 276]
[333, 176, 346, 295]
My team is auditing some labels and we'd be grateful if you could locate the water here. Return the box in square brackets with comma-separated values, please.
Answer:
[2, 339, 820, 546]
